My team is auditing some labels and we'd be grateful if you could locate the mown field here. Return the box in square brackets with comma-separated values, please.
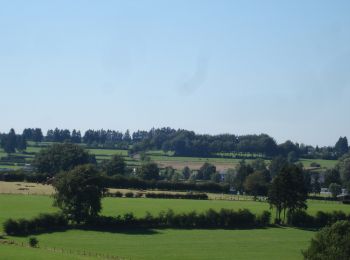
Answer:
[1, 193, 350, 259]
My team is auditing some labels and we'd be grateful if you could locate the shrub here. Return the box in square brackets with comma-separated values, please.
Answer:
[114, 191, 123, 197]
[29, 237, 39, 248]
[287, 210, 315, 228]
[3, 213, 68, 236]
[124, 192, 134, 198]
[257, 211, 271, 226]
[303, 220, 350, 259]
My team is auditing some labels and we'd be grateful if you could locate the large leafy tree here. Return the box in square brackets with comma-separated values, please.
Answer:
[303, 221, 350, 260]
[102, 154, 126, 176]
[0, 129, 27, 154]
[33, 143, 95, 175]
[233, 160, 254, 193]
[53, 164, 104, 223]
[137, 161, 160, 180]
[197, 162, 216, 180]
[335, 137, 349, 158]
[268, 164, 308, 223]
[243, 171, 269, 197]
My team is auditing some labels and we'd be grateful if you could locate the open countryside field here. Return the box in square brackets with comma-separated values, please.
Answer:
[0, 146, 339, 171]
[0, 193, 328, 260]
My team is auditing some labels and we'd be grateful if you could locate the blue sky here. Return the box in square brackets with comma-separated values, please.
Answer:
[0, 0, 349, 146]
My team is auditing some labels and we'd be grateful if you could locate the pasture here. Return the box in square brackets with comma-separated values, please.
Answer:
[0, 146, 339, 171]
[2, 193, 350, 259]
[0, 194, 323, 259]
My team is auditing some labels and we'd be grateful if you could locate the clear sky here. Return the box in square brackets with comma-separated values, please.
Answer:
[0, 0, 349, 146]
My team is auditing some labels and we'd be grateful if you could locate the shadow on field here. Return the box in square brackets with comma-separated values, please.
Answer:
[12, 227, 160, 237]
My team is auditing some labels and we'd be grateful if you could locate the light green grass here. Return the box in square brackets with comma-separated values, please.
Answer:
[7, 228, 313, 260]
[0, 244, 93, 260]
[299, 159, 338, 169]
[1, 195, 350, 232]
[3, 194, 345, 260]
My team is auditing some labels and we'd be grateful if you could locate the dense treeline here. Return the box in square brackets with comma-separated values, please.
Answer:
[1, 127, 348, 159]
[3, 209, 271, 236]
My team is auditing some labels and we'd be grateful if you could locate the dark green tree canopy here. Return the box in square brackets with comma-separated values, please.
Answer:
[335, 137, 349, 158]
[53, 164, 104, 223]
[197, 162, 216, 180]
[338, 153, 350, 188]
[0, 128, 27, 153]
[303, 220, 350, 260]
[268, 164, 308, 222]
[138, 161, 160, 180]
[33, 143, 96, 175]
[103, 154, 126, 176]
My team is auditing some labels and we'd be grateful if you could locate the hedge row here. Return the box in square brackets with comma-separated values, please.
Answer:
[4, 209, 271, 236]
[101, 175, 230, 193]
[287, 210, 350, 228]
[0, 171, 230, 193]
[3, 213, 68, 235]
[145, 192, 208, 200]
[89, 209, 271, 229]
[104, 191, 208, 200]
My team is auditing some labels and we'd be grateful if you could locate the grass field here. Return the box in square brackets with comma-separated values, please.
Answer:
[299, 159, 338, 169]
[0, 193, 324, 259]
[0, 146, 340, 171]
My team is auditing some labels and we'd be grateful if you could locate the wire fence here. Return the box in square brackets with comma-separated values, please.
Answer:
[0, 239, 127, 260]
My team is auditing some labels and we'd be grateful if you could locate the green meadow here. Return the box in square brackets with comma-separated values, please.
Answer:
[1, 194, 350, 259]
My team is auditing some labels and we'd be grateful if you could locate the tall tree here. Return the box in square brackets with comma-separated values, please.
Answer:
[103, 154, 126, 176]
[197, 162, 216, 180]
[335, 137, 349, 157]
[268, 164, 308, 223]
[137, 161, 160, 180]
[233, 160, 254, 193]
[33, 143, 95, 175]
[53, 164, 104, 223]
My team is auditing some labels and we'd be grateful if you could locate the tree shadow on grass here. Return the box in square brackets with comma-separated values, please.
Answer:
[10, 226, 160, 237]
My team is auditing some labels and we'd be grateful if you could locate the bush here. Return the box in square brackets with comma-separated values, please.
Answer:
[303, 220, 350, 259]
[29, 237, 38, 247]
[287, 210, 315, 228]
[124, 192, 134, 198]
[145, 192, 208, 200]
[3, 213, 68, 236]
[257, 211, 271, 226]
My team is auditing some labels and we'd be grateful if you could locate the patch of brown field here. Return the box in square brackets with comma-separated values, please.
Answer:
[0, 181, 55, 195]
[0, 181, 253, 201]
[156, 160, 238, 171]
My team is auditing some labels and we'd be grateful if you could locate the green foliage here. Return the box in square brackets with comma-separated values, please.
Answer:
[303, 220, 350, 260]
[102, 154, 126, 176]
[329, 183, 342, 198]
[197, 162, 216, 180]
[243, 171, 269, 197]
[53, 164, 104, 223]
[3, 213, 68, 235]
[233, 160, 254, 192]
[182, 166, 191, 180]
[268, 164, 308, 223]
[335, 137, 349, 158]
[137, 161, 160, 180]
[33, 143, 95, 175]
[338, 153, 350, 187]
[29, 237, 39, 247]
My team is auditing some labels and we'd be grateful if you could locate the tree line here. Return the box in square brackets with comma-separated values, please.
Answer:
[1, 127, 348, 159]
